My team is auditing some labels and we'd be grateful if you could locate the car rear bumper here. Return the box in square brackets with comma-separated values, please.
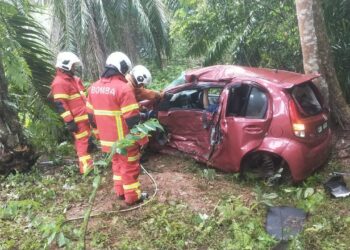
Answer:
[281, 130, 332, 182]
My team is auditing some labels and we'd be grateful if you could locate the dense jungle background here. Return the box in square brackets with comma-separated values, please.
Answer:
[1, 0, 350, 249]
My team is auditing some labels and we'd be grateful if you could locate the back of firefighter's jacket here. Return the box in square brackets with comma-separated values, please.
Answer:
[87, 75, 140, 152]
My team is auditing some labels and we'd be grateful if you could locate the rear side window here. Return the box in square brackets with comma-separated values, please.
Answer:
[291, 83, 322, 117]
[246, 87, 268, 118]
[226, 84, 268, 119]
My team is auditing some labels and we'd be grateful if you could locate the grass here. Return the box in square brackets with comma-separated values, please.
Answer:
[0, 155, 350, 249]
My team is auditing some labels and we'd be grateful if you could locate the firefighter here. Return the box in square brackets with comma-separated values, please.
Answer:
[125, 65, 162, 104]
[51, 52, 94, 174]
[86, 52, 148, 206]
[126, 65, 174, 120]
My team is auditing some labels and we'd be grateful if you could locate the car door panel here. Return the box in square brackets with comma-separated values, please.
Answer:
[158, 109, 212, 160]
[209, 83, 272, 172]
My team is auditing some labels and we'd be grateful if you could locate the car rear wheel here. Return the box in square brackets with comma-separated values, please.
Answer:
[241, 152, 292, 185]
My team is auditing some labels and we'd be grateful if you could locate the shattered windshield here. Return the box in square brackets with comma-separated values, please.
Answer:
[164, 71, 186, 91]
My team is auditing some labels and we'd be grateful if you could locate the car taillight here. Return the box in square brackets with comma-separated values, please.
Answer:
[289, 100, 306, 138]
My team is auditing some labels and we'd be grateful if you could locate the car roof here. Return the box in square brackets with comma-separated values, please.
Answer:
[184, 65, 319, 88]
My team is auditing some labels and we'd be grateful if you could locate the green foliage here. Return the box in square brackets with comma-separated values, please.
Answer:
[171, 0, 302, 71]
[120, 197, 275, 249]
[90, 231, 108, 249]
[1, 158, 350, 249]
[201, 168, 216, 181]
[215, 197, 276, 249]
[282, 186, 325, 213]
[48, 0, 170, 79]
[35, 215, 68, 248]
[168, 0, 350, 102]
[0, 0, 53, 98]
[148, 61, 188, 90]
[323, 0, 350, 102]
[0, 166, 86, 249]
[0, 200, 41, 220]
[24, 105, 69, 155]
[0, 0, 64, 156]
[77, 118, 164, 249]
[254, 186, 279, 207]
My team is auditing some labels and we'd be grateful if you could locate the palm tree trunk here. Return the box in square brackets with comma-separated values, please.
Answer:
[296, 0, 350, 129]
[0, 56, 37, 175]
[123, 20, 138, 63]
[89, 5, 107, 76]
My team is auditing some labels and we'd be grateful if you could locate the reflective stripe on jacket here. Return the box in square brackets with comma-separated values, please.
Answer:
[51, 70, 88, 123]
[87, 75, 140, 152]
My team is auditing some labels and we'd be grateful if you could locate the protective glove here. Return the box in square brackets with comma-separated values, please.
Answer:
[140, 110, 156, 121]
[140, 111, 148, 121]
[148, 110, 157, 119]
[66, 120, 78, 133]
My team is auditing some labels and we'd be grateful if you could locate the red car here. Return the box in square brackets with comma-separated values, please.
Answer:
[152, 65, 332, 182]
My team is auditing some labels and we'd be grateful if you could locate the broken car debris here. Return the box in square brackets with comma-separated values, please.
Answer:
[324, 173, 350, 198]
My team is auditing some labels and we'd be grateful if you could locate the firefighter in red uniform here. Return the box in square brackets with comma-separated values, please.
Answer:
[86, 52, 147, 205]
[51, 52, 94, 174]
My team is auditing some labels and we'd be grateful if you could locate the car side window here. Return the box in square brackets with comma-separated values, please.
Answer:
[167, 89, 202, 109]
[159, 87, 223, 111]
[226, 84, 268, 119]
[245, 87, 268, 118]
[202, 88, 223, 113]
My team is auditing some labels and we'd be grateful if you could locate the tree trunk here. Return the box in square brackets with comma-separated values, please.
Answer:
[0, 55, 37, 175]
[295, 0, 350, 129]
[89, 5, 107, 76]
[122, 19, 138, 64]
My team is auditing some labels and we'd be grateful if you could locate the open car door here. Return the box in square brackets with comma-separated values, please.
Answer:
[157, 87, 221, 161]
[208, 81, 273, 172]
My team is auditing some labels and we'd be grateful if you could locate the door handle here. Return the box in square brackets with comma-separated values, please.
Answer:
[244, 126, 263, 134]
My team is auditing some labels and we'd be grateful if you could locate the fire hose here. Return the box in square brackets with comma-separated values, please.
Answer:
[65, 164, 158, 221]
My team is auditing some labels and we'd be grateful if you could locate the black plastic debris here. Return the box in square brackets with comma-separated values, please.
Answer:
[266, 206, 307, 241]
[324, 174, 350, 198]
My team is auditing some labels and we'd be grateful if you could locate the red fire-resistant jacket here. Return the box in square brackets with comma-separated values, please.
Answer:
[86, 75, 140, 152]
[51, 70, 89, 123]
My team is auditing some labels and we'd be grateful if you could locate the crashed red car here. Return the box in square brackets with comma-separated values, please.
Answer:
[151, 65, 332, 182]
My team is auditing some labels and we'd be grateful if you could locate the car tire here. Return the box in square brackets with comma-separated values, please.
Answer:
[240, 152, 292, 185]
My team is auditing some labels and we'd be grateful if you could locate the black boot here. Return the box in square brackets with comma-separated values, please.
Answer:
[116, 194, 125, 200]
[124, 192, 149, 206]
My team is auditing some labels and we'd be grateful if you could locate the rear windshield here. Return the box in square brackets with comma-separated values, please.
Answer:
[291, 83, 322, 117]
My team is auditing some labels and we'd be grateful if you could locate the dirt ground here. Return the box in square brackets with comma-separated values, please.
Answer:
[66, 152, 253, 220]
[65, 128, 350, 221]
[3, 129, 350, 249]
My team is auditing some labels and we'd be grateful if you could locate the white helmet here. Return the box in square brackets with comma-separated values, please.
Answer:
[130, 65, 152, 87]
[55, 52, 81, 71]
[105, 51, 132, 75]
